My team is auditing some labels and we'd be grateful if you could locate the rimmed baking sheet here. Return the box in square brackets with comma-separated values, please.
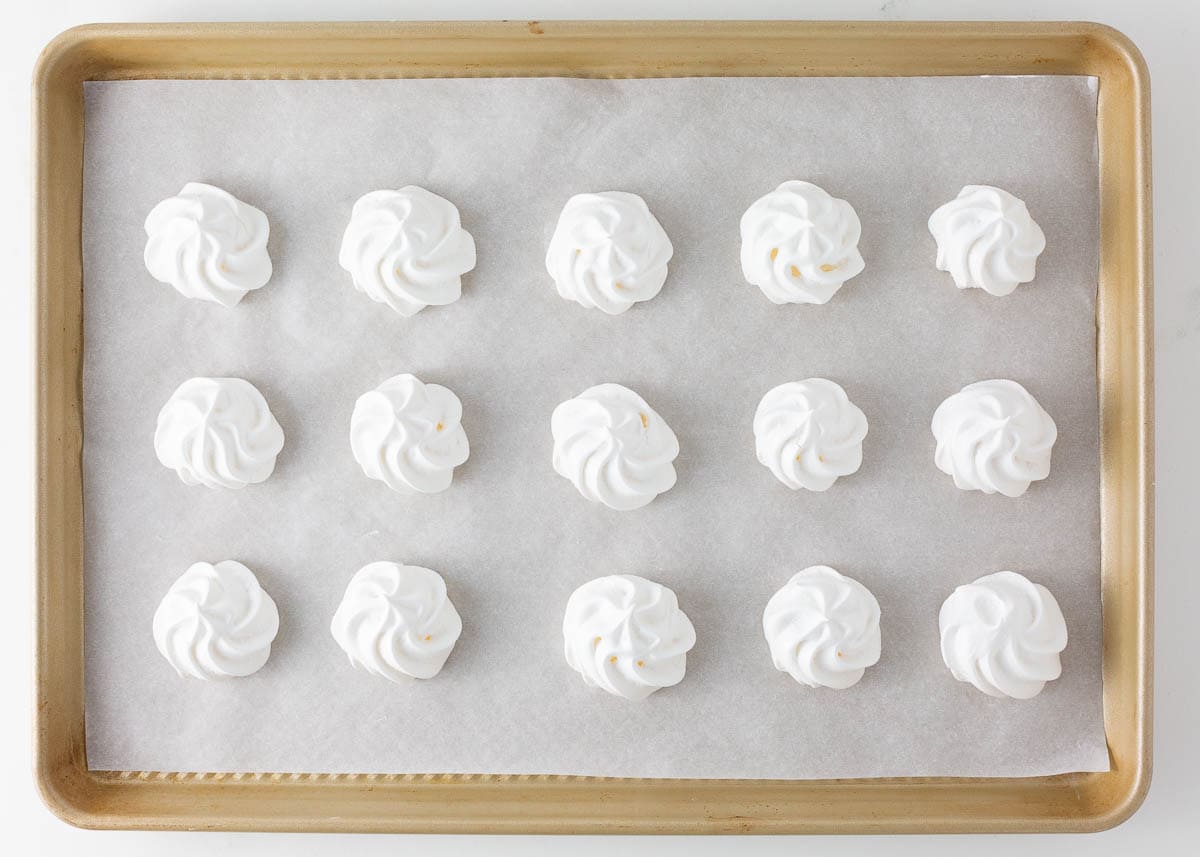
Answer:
[80, 74, 1106, 779]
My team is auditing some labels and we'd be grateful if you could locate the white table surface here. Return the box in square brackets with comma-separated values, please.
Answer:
[3, 1, 1193, 854]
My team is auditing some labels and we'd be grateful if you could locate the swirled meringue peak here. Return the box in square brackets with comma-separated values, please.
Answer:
[753, 379, 868, 491]
[152, 561, 279, 680]
[154, 377, 285, 489]
[551, 383, 679, 511]
[143, 182, 272, 307]
[740, 180, 865, 305]
[928, 185, 1046, 296]
[338, 186, 476, 317]
[762, 565, 882, 690]
[350, 373, 469, 494]
[931, 379, 1057, 498]
[939, 571, 1067, 699]
[562, 574, 696, 701]
[331, 562, 463, 682]
[545, 191, 674, 314]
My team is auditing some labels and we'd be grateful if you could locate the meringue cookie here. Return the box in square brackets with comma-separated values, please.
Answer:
[563, 574, 696, 701]
[152, 560, 279, 680]
[931, 379, 1057, 498]
[350, 373, 469, 494]
[762, 565, 882, 689]
[939, 570, 1067, 699]
[551, 383, 679, 511]
[338, 186, 476, 317]
[740, 180, 865, 305]
[545, 191, 673, 314]
[928, 185, 1046, 296]
[154, 377, 285, 489]
[753, 379, 868, 491]
[330, 562, 463, 682]
[143, 182, 272, 307]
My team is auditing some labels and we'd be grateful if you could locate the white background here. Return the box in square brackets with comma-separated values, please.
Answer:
[2, 1, 1193, 854]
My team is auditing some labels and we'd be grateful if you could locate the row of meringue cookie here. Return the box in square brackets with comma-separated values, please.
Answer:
[152, 375, 1058, 504]
[152, 559, 461, 682]
[142, 180, 1045, 313]
[151, 374, 469, 494]
[566, 568, 1067, 701]
[555, 377, 1059, 506]
[152, 560, 1068, 702]
[142, 182, 474, 313]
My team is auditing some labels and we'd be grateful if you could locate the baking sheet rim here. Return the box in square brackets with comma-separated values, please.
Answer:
[32, 20, 1152, 834]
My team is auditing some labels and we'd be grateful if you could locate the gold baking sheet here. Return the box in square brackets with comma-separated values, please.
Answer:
[32, 20, 1152, 833]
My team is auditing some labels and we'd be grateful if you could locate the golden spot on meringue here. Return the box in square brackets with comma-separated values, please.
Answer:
[639, 412, 649, 429]
[424, 634, 432, 641]
[836, 650, 844, 658]
[789, 265, 801, 278]
[636, 660, 645, 668]
[614, 281, 625, 290]
[609, 655, 618, 664]
[436, 422, 444, 432]
[593, 636, 602, 647]
[770, 247, 779, 261]
[820, 263, 837, 272]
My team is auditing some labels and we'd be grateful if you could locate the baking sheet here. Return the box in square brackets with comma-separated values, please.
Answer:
[80, 76, 1105, 779]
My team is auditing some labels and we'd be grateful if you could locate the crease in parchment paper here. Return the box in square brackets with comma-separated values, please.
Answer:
[80, 76, 1106, 779]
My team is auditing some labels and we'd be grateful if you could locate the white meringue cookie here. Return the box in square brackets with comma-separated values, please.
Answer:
[931, 379, 1057, 498]
[330, 562, 463, 682]
[154, 377, 285, 489]
[152, 560, 279, 680]
[339, 186, 476, 316]
[545, 191, 673, 314]
[762, 565, 882, 690]
[562, 574, 696, 701]
[551, 383, 679, 511]
[939, 570, 1067, 699]
[740, 180, 865, 305]
[350, 373, 469, 494]
[143, 182, 272, 307]
[928, 185, 1046, 296]
[753, 379, 868, 491]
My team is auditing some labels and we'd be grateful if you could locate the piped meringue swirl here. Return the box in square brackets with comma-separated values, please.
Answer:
[928, 185, 1046, 297]
[563, 574, 696, 701]
[740, 180, 865, 305]
[154, 377, 285, 489]
[551, 383, 679, 511]
[143, 182, 272, 307]
[762, 565, 882, 690]
[753, 379, 868, 491]
[939, 570, 1068, 699]
[545, 191, 674, 314]
[331, 562, 463, 682]
[152, 560, 279, 680]
[931, 379, 1057, 498]
[350, 374, 469, 494]
[339, 186, 476, 316]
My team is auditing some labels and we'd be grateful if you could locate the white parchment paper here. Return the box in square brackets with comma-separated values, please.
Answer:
[81, 76, 1106, 778]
